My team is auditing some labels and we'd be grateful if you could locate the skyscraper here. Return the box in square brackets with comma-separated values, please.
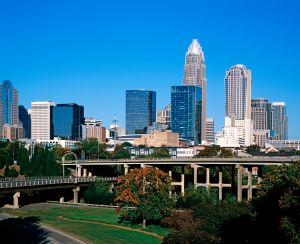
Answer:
[53, 103, 84, 140]
[156, 104, 171, 130]
[183, 39, 207, 142]
[19, 105, 31, 138]
[126, 90, 156, 134]
[0, 80, 19, 138]
[31, 101, 55, 140]
[224, 64, 252, 146]
[271, 102, 288, 140]
[251, 98, 272, 147]
[171, 86, 202, 145]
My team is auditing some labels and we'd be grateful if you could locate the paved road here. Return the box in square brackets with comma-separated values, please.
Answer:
[0, 213, 85, 244]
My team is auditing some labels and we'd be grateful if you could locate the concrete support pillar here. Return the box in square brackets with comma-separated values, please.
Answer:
[83, 168, 87, 177]
[218, 172, 223, 200]
[88, 172, 92, 177]
[124, 164, 129, 175]
[247, 170, 253, 201]
[60, 197, 64, 203]
[77, 166, 82, 177]
[141, 164, 146, 169]
[13, 192, 20, 209]
[236, 164, 243, 202]
[206, 168, 210, 190]
[73, 186, 80, 203]
[181, 174, 185, 196]
[168, 171, 172, 197]
[192, 164, 198, 188]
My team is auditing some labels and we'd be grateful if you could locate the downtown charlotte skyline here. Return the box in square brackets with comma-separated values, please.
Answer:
[1, 0, 300, 138]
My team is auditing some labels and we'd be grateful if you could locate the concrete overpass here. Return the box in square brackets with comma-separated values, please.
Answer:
[60, 156, 299, 202]
[0, 176, 117, 208]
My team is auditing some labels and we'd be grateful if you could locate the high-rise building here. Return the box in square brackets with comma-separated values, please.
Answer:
[126, 90, 156, 134]
[183, 39, 207, 142]
[171, 86, 202, 145]
[31, 101, 55, 140]
[224, 64, 252, 146]
[251, 98, 271, 147]
[271, 102, 288, 140]
[82, 118, 106, 143]
[19, 105, 31, 138]
[206, 118, 215, 145]
[3, 124, 24, 141]
[0, 80, 19, 138]
[156, 104, 171, 130]
[53, 103, 84, 140]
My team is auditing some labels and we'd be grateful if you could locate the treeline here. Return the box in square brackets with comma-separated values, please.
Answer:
[0, 141, 61, 177]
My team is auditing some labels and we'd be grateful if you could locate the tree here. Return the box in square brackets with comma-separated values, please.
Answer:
[76, 138, 110, 159]
[194, 146, 233, 158]
[245, 144, 261, 154]
[115, 168, 174, 228]
[84, 181, 115, 205]
[251, 162, 300, 243]
[111, 145, 131, 159]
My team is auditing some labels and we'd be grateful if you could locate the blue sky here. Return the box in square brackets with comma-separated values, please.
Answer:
[1, 0, 299, 138]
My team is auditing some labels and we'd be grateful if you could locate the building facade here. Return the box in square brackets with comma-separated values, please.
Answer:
[224, 64, 252, 146]
[206, 118, 215, 145]
[156, 104, 171, 130]
[134, 131, 179, 147]
[31, 101, 55, 140]
[171, 85, 202, 145]
[53, 103, 84, 140]
[0, 80, 19, 138]
[19, 105, 31, 139]
[126, 90, 156, 134]
[251, 98, 272, 147]
[3, 124, 24, 141]
[183, 39, 207, 142]
[271, 102, 288, 140]
[82, 118, 106, 143]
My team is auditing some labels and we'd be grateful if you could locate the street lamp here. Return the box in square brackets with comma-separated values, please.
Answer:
[62, 151, 77, 178]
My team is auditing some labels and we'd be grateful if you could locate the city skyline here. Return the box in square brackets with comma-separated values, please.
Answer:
[1, 0, 299, 138]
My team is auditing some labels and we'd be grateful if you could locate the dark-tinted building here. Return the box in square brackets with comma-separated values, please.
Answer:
[171, 86, 202, 145]
[19, 105, 31, 138]
[126, 90, 156, 134]
[53, 103, 84, 140]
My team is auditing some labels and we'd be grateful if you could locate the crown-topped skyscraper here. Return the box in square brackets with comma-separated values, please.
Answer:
[183, 39, 207, 142]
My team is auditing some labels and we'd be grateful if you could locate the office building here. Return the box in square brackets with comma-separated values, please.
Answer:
[0, 80, 19, 138]
[224, 64, 252, 146]
[19, 105, 31, 138]
[134, 131, 179, 148]
[183, 39, 207, 142]
[3, 124, 24, 141]
[251, 98, 271, 147]
[82, 118, 106, 143]
[156, 104, 171, 130]
[31, 101, 55, 140]
[126, 90, 156, 134]
[53, 103, 84, 140]
[171, 85, 202, 145]
[206, 118, 215, 145]
[271, 102, 288, 140]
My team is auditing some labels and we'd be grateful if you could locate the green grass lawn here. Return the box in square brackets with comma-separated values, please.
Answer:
[1, 204, 169, 243]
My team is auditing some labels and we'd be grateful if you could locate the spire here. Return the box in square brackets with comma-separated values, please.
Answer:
[187, 39, 204, 60]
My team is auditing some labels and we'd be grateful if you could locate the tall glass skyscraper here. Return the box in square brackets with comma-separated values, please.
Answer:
[19, 105, 31, 138]
[0, 80, 19, 138]
[271, 102, 288, 140]
[183, 39, 207, 142]
[53, 103, 84, 140]
[126, 90, 156, 134]
[171, 86, 202, 145]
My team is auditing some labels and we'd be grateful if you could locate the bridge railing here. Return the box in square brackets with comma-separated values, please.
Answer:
[0, 176, 118, 189]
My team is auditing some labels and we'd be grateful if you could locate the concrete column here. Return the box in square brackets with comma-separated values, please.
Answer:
[73, 186, 80, 203]
[88, 172, 92, 177]
[247, 170, 253, 201]
[77, 166, 82, 177]
[181, 174, 185, 196]
[124, 164, 129, 175]
[59, 197, 64, 203]
[193, 164, 198, 188]
[168, 171, 172, 197]
[218, 172, 223, 200]
[83, 168, 87, 177]
[236, 164, 243, 202]
[13, 192, 20, 209]
[206, 168, 210, 190]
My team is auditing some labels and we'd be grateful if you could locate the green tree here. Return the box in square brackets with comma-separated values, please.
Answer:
[84, 181, 115, 205]
[111, 145, 131, 159]
[76, 138, 108, 159]
[245, 144, 261, 153]
[115, 167, 174, 228]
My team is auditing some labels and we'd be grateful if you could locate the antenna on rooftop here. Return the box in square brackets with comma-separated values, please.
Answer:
[112, 114, 119, 142]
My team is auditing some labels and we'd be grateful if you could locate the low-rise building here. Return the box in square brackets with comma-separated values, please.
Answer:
[3, 124, 24, 141]
[134, 131, 179, 147]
